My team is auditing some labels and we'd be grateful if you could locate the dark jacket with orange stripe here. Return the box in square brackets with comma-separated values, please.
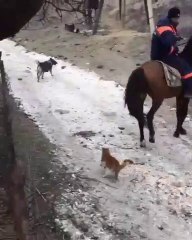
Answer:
[151, 17, 180, 60]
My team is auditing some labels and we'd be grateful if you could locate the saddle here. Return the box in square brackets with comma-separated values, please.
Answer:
[158, 61, 182, 87]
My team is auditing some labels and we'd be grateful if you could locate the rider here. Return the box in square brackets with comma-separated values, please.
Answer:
[151, 7, 192, 98]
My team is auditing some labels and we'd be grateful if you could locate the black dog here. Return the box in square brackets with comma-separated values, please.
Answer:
[36, 58, 57, 82]
[65, 23, 79, 33]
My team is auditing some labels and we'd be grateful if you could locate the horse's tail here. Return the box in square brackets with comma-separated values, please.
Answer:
[124, 67, 148, 119]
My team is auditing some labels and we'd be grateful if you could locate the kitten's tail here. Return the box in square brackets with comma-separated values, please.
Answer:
[123, 159, 134, 164]
[119, 159, 134, 171]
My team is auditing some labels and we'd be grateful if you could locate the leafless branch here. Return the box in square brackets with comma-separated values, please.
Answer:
[43, 0, 86, 21]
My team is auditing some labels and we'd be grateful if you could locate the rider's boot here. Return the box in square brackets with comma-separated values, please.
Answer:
[183, 79, 192, 98]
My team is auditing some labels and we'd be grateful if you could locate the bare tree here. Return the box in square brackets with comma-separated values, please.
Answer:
[92, 0, 104, 35]
[43, 0, 86, 19]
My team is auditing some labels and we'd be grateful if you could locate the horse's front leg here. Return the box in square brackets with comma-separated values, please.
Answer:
[147, 100, 162, 143]
[174, 96, 189, 138]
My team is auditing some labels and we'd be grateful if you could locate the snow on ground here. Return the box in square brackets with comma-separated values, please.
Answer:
[1, 40, 192, 239]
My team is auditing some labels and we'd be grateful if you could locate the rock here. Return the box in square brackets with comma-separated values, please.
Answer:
[61, 66, 66, 69]
[118, 127, 125, 130]
[74, 131, 96, 138]
[18, 78, 22, 81]
[156, 199, 162, 205]
[55, 109, 70, 114]
[110, 69, 115, 72]
[97, 65, 104, 69]
[64, 57, 68, 60]
[17, 38, 22, 42]
[158, 225, 164, 231]
[181, 205, 192, 217]
[171, 180, 184, 188]
[102, 111, 116, 117]
[186, 188, 192, 197]
[109, 134, 114, 138]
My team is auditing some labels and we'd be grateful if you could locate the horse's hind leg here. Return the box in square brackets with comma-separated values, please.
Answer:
[133, 95, 146, 147]
[174, 96, 189, 138]
[147, 100, 163, 143]
[138, 115, 146, 147]
[129, 99, 146, 147]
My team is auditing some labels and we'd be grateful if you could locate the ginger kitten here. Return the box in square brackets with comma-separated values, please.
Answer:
[100, 148, 134, 180]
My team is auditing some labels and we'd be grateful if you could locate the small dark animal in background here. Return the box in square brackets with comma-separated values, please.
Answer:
[36, 58, 57, 82]
[65, 23, 79, 33]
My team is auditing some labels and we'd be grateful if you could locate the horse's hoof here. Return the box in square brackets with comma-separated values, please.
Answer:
[173, 131, 179, 138]
[140, 140, 146, 148]
[149, 137, 155, 143]
[180, 128, 187, 135]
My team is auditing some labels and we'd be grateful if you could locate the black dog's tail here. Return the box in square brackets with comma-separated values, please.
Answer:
[124, 68, 148, 120]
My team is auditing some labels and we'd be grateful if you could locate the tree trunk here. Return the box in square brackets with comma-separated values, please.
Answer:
[92, 0, 104, 35]
[119, 0, 122, 20]
[144, 0, 149, 25]
[146, 0, 155, 35]
[122, 0, 126, 28]
[85, 0, 92, 27]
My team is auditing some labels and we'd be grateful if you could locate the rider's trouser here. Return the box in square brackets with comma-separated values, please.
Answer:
[162, 55, 192, 95]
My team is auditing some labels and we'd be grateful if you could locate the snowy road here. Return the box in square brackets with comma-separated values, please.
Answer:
[2, 40, 192, 239]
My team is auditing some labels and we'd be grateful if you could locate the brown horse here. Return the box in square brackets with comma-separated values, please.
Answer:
[124, 37, 192, 147]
